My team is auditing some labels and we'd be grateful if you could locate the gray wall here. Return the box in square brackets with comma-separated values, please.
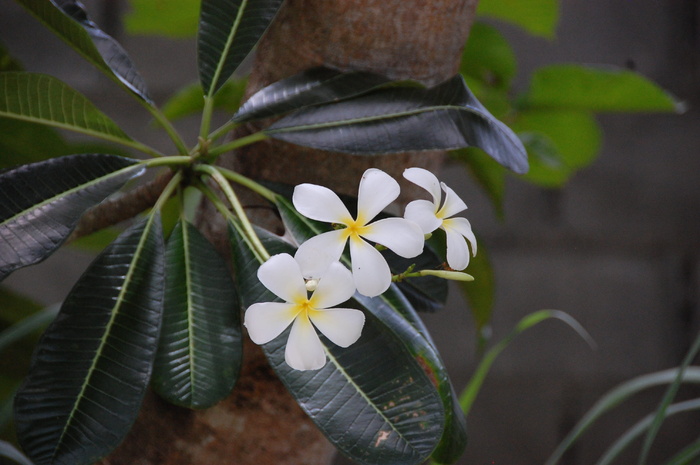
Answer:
[2, 1, 700, 464]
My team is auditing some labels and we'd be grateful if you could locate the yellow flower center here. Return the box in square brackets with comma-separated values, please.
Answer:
[341, 215, 369, 242]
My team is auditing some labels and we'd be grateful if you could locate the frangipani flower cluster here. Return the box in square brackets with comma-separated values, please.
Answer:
[244, 167, 477, 371]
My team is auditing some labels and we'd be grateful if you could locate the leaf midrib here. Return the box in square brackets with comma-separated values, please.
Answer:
[50, 214, 156, 463]
[205, 0, 249, 97]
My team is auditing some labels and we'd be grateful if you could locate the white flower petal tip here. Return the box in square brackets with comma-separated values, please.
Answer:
[247, 254, 364, 371]
[403, 167, 441, 205]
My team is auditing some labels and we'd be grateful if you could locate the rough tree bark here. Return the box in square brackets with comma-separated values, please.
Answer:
[100, 1, 478, 464]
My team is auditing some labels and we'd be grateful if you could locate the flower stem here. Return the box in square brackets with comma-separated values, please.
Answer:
[196, 164, 270, 261]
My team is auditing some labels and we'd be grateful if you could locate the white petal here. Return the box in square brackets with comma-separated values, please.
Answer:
[310, 261, 355, 309]
[349, 238, 392, 297]
[257, 253, 306, 302]
[244, 302, 298, 344]
[357, 168, 399, 223]
[443, 226, 471, 271]
[405, 200, 442, 235]
[294, 230, 348, 279]
[293, 183, 353, 224]
[362, 217, 424, 258]
[403, 167, 441, 205]
[443, 217, 477, 256]
[437, 183, 468, 219]
[285, 314, 327, 371]
[310, 308, 365, 348]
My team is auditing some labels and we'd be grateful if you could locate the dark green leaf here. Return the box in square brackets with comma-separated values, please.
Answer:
[476, 0, 559, 39]
[124, 0, 200, 38]
[450, 147, 506, 217]
[14, 0, 152, 103]
[198, 0, 284, 96]
[152, 220, 242, 409]
[0, 73, 135, 145]
[0, 43, 23, 72]
[0, 154, 144, 281]
[0, 306, 59, 354]
[161, 79, 247, 121]
[266, 75, 529, 174]
[461, 21, 517, 90]
[233, 67, 392, 123]
[230, 225, 447, 465]
[0, 440, 34, 465]
[14, 215, 165, 465]
[520, 64, 685, 113]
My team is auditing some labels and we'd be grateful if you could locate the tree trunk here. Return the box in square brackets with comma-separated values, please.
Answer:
[102, 1, 478, 464]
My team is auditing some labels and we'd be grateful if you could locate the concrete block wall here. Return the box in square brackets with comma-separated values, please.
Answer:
[2, 1, 699, 464]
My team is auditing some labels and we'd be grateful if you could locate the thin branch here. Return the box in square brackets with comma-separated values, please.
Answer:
[69, 171, 174, 241]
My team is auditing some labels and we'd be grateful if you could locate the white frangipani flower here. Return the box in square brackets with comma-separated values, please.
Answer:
[293, 168, 424, 297]
[403, 167, 477, 271]
[244, 253, 365, 371]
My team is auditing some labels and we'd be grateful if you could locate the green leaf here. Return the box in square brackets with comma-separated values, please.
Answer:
[14, 0, 152, 103]
[270, 197, 465, 463]
[460, 310, 593, 418]
[0, 72, 138, 146]
[461, 21, 517, 89]
[512, 110, 602, 187]
[14, 215, 165, 465]
[639, 329, 700, 464]
[450, 147, 506, 217]
[0, 154, 144, 281]
[545, 367, 700, 465]
[597, 398, 700, 465]
[457, 237, 495, 332]
[152, 220, 242, 409]
[267, 75, 529, 174]
[0, 306, 59, 354]
[476, 0, 559, 39]
[198, 0, 284, 96]
[124, 0, 200, 38]
[0, 43, 23, 72]
[520, 64, 686, 113]
[233, 67, 393, 123]
[0, 118, 71, 167]
[230, 225, 447, 465]
[663, 436, 700, 465]
[161, 79, 247, 121]
[0, 440, 34, 465]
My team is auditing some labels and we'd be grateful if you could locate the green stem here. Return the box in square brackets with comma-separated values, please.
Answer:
[209, 119, 239, 142]
[141, 101, 190, 156]
[197, 182, 265, 264]
[215, 166, 277, 202]
[153, 171, 184, 212]
[142, 156, 193, 169]
[208, 132, 268, 158]
[196, 165, 270, 261]
[199, 96, 216, 142]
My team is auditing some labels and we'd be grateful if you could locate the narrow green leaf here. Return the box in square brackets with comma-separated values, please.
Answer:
[230, 225, 447, 465]
[461, 21, 517, 90]
[477, 0, 559, 39]
[14, 0, 152, 103]
[545, 367, 700, 465]
[0, 72, 136, 146]
[639, 330, 700, 464]
[0, 440, 34, 465]
[597, 398, 700, 465]
[14, 215, 165, 465]
[461, 310, 593, 418]
[663, 436, 700, 465]
[152, 220, 242, 409]
[0, 118, 71, 168]
[198, 0, 284, 96]
[520, 64, 685, 113]
[0, 154, 144, 281]
[0, 306, 59, 354]
[124, 0, 200, 38]
[233, 67, 392, 123]
[266, 75, 529, 174]
[161, 79, 247, 121]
